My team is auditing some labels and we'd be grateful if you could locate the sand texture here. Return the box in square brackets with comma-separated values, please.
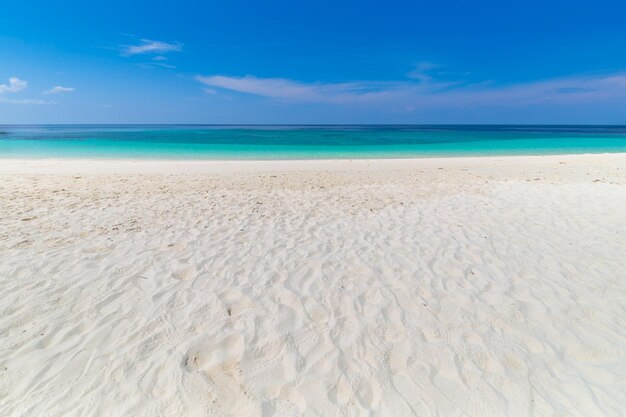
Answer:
[1, 154, 625, 417]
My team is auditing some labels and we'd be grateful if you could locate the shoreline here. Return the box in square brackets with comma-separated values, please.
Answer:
[1, 152, 625, 174]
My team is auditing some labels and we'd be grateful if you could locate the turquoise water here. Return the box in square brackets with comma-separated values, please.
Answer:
[1, 125, 626, 159]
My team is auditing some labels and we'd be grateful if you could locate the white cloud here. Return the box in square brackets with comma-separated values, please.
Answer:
[44, 86, 75, 94]
[0, 77, 27, 94]
[196, 71, 626, 108]
[0, 77, 59, 105]
[122, 39, 182, 56]
[152, 55, 168, 61]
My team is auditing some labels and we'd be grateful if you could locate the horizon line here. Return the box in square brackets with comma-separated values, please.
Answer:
[3, 123, 626, 127]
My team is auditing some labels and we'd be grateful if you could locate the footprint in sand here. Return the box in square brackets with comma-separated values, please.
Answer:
[184, 334, 259, 416]
[185, 333, 244, 372]
[173, 265, 196, 281]
[356, 377, 381, 409]
[328, 375, 353, 406]
[0, 365, 11, 399]
[303, 297, 329, 324]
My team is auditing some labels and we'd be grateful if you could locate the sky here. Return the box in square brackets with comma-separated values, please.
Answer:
[1, 0, 626, 124]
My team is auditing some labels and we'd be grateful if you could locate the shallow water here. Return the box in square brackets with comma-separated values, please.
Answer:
[1, 125, 626, 159]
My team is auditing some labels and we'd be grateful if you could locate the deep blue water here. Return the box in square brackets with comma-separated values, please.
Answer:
[1, 125, 626, 159]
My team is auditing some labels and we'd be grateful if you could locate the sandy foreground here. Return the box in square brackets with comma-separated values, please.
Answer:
[0, 154, 625, 417]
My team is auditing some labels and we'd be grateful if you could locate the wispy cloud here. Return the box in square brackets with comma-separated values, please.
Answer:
[154, 63, 176, 69]
[122, 39, 182, 56]
[196, 70, 626, 109]
[44, 86, 75, 94]
[0, 77, 27, 94]
[136, 62, 177, 70]
[406, 61, 439, 83]
[0, 98, 52, 105]
[196, 75, 411, 103]
[427, 72, 626, 107]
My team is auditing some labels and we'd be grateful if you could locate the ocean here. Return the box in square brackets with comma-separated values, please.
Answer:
[2, 125, 626, 159]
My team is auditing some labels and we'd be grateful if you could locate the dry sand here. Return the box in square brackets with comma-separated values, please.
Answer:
[1, 154, 625, 417]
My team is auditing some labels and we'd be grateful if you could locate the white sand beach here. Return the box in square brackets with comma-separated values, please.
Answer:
[1, 153, 625, 417]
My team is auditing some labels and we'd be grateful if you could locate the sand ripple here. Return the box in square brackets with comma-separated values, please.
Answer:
[1, 155, 625, 416]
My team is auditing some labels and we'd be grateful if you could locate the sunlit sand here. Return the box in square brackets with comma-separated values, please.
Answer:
[1, 154, 625, 416]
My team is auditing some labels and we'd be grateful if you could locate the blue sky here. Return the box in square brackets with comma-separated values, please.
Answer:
[1, 0, 626, 124]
